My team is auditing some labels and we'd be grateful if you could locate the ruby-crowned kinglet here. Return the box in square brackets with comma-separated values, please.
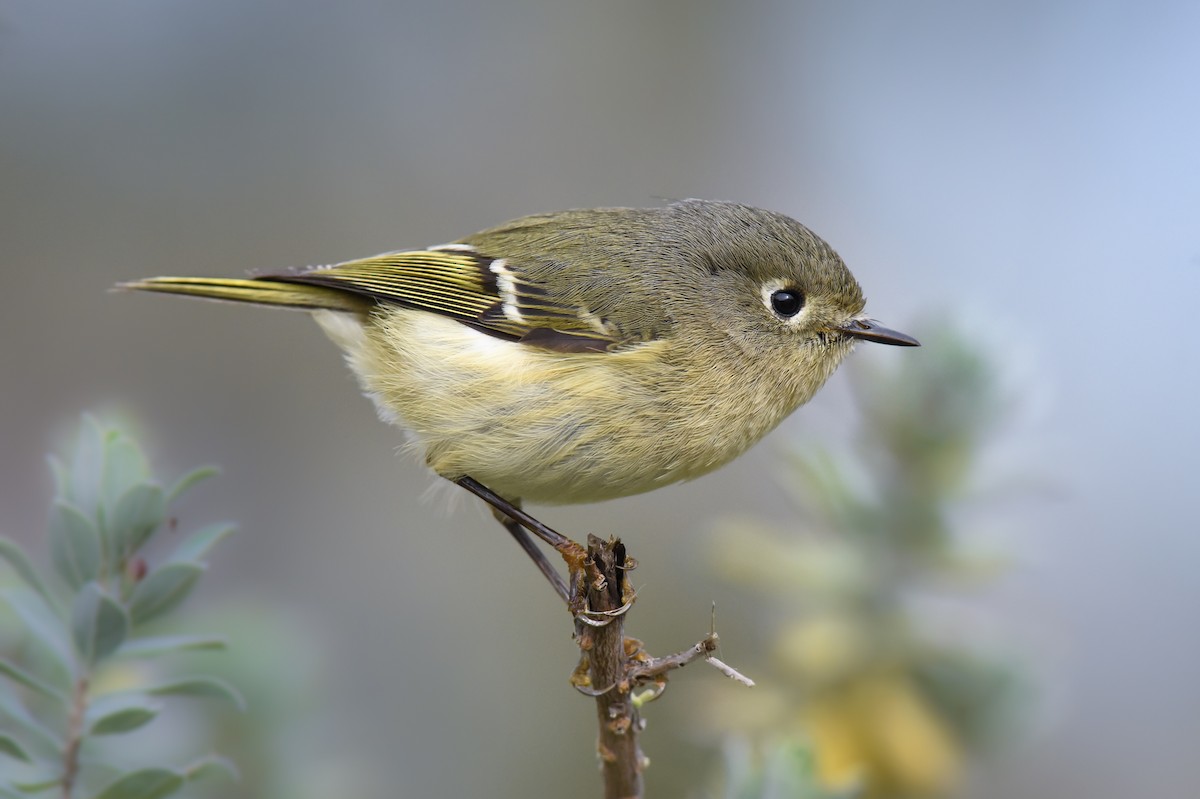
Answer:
[120, 199, 916, 506]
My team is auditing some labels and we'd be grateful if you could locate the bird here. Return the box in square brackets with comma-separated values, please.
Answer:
[119, 199, 917, 585]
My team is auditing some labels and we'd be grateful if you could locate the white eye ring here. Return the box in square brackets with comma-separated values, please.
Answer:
[761, 279, 806, 323]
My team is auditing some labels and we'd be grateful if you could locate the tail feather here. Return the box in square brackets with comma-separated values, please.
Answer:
[115, 276, 368, 313]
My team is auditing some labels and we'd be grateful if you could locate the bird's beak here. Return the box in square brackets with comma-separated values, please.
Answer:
[836, 318, 921, 347]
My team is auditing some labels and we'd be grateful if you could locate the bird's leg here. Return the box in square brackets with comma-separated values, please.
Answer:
[493, 511, 570, 603]
[454, 475, 584, 605]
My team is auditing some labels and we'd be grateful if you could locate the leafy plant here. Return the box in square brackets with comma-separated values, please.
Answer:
[716, 737, 858, 799]
[707, 321, 1029, 798]
[0, 416, 238, 798]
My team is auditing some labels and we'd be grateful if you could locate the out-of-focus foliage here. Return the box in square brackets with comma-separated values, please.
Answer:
[0, 417, 238, 798]
[715, 737, 857, 799]
[707, 321, 1028, 798]
[152, 603, 345, 799]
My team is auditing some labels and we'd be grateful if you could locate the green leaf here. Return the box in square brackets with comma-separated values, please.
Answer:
[0, 537, 59, 613]
[165, 465, 219, 506]
[167, 523, 235, 564]
[0, 588, 72, 679]
[0, 733, 32, 763]
[182, 755, 239, 784]
[110, 484, 165, 559]
[0, 658, 67, 703]
[117, 635, 227, 659]
[71, 583, 129, 666]
[100, 433, 150, 510]
[48, 502, 101, 590]
[0, 692, 63, 757]
[86, 694, 160, 736]
[127, 563, 203, 625]
[89, 709, 158, 736]
[147, 676, 245, 711]
[93, 768, 184, 799]
[11, 774, 61, 794]
[67, 415, 107, 515]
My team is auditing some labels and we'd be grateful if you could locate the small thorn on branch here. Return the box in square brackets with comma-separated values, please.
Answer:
[704, 655, 755, 687]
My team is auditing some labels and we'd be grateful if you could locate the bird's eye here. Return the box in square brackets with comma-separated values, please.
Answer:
[770, 288, 804, 317]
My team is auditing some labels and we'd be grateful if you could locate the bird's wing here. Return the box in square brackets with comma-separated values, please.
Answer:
[268, 246, 629, 353]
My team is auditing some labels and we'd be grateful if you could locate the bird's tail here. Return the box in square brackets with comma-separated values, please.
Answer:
[114, 276, 368, 313]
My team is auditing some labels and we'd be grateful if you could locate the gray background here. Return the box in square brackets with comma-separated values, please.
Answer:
[2, 1, 1197, 797]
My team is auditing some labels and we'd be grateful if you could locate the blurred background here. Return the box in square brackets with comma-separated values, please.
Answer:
[2, 1, 1198, 797]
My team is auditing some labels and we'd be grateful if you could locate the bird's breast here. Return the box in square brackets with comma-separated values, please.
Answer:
[315, 307, 816, 503]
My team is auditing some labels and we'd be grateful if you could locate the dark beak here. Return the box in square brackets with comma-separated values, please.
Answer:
[836, 318, 921, 347]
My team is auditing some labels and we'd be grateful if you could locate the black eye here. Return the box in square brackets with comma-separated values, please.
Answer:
[770, 288, 804, 317]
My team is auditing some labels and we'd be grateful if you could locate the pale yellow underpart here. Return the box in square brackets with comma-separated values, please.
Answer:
[315, 308, 847, 504]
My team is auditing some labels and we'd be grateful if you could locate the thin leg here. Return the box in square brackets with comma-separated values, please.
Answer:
[496, 512, 569, 603]
[454, 475, 578, 604]
[454, 476, 573, 550]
